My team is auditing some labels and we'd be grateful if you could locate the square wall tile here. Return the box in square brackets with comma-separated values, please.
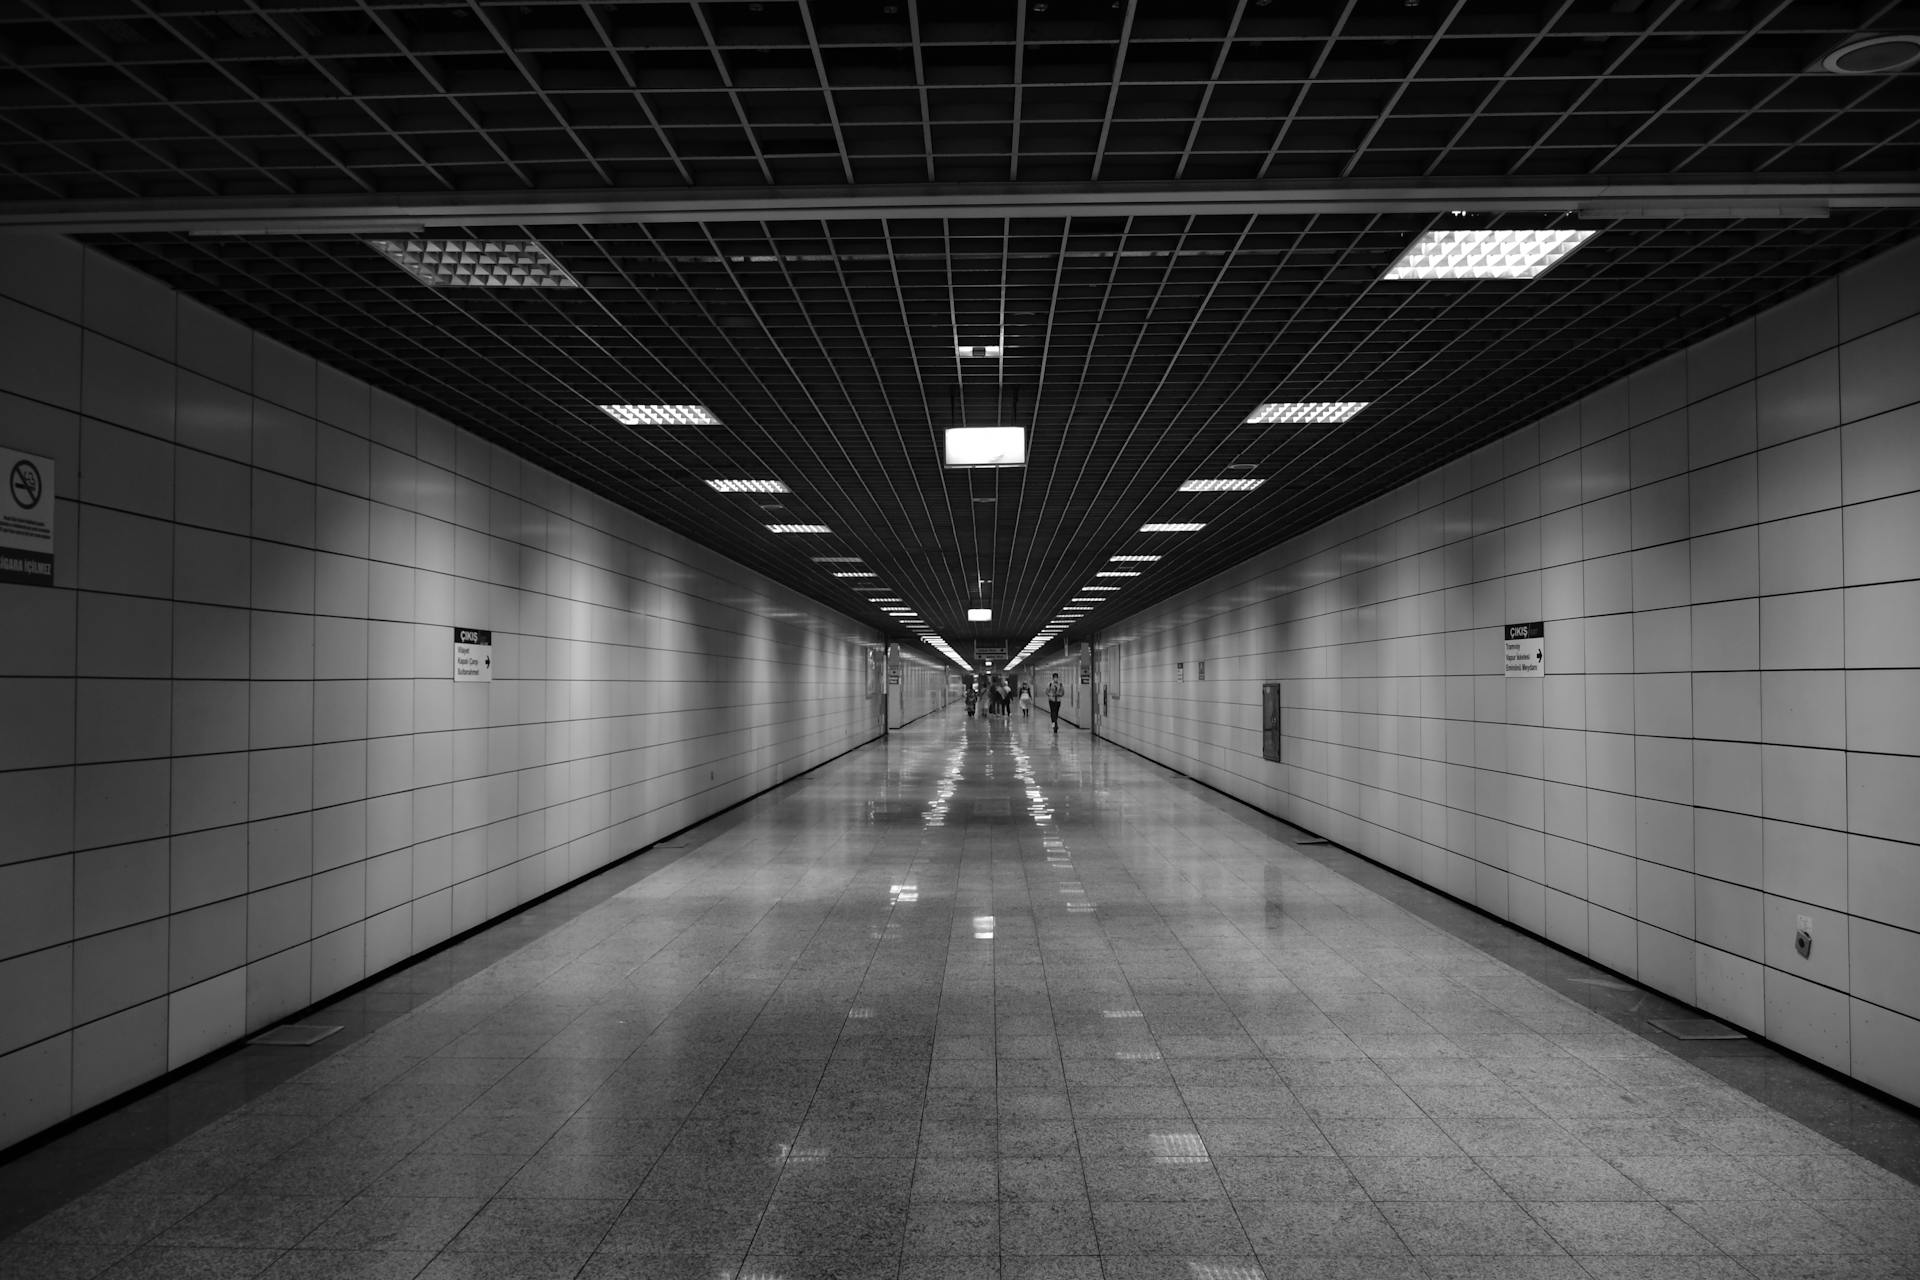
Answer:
[1696, 947, 1763, 1032]
[1849, 919, 1920, 1021]
[1846, 670, 1920, 756]
[1851, 1000, 1920, 1104]
[170, 826, 246, 912]
[71, 997, 167, 1112]
[73, 839, 169, 937]
[0, 857, 72, 960]
[1761, 670, 1845, 749]
[78, 507, 172, 598]
[1839, 314, 1920, 424]
[1844, 581, 1920, 668]
[168, 969, 245, 1070]
[1760, 591, 1843, 670]
[1762, 819, 1849, 911]
[0, 1034, 72, 1149]
[1839, 403, 1920, 505]
[1689, 455, 1757, 537]
[1696, 878, 1761, 959]
[74, 760, 170, 851]
[1758, 430, 1842, 523]
[1696, 809, 1762, 888]
[0, 945, 72, 1056]
[72, 919, 166, 1022]
[1848, 834, 1920, 933]
[1756, 350, 1840, 448]
[82, 417, 173, 519]
[81, 334, 174, 440]
[177, 298, 250, 390]
[1763, 967, 1849, 1072]
[1848, 751, 1920, 845]
[1842, 491, 1920, 587]
[1760, 745, 1846, 831]
[1690, 527, 1758, 604]
[1694, 739, 1761, 817]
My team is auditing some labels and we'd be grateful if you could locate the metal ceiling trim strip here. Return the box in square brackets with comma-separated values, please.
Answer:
[5, 179, 1919, 234]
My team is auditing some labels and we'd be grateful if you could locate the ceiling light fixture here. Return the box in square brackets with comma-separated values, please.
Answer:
[1140, 523, 1206, 532]
[706, 479, 789, 493]
[1246, 402, 1368, 424]
[1383, 228, 1596, 280]
[832, 571, 876, 578]
[968, 608, 992, 622]
[368, 238, 578, 288]
[812, 556, 861, 563]
[1180, 478, 1265, 492]
[1110, 554, 1161, 562]
[1819, 33, 1920, 74]
[1083, 586, 1120, 592]
[957, 345, 1004, 358]
[944, 426, 1027, 467]
[599, 404, 721, 426]
[766, 524, 831, 534]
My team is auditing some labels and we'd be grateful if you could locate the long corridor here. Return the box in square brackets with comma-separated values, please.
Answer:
[4, 709, 1917, 1280]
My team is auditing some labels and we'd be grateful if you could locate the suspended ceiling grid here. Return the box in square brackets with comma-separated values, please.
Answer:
[2, 0, 1917, 653]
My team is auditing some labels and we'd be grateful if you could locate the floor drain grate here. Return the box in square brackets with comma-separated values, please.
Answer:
[1647, 1018, 1746, 1041]
[249, 1025, 343, 1047]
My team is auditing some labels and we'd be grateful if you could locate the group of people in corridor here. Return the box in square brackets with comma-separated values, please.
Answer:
[964, 672, 1068, 731]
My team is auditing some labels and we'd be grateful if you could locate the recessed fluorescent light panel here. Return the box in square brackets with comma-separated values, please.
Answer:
[766, 524, 831, 534]
[957, 345, 1003, 358]
[968, 608, 993, 622]
[944, 426, 1027, 468]
[1246, 402, 1368, 424]
[1180, 478, 1265, 492]
[706, 479, 789, 493]
[1383, 228, 1597, 280]
[1097, 571, 1140, 577]
[1083, 586, 1120, 592]
[832, 571, 876, 578]
[1111, 554, 1160, 562]
[369, 238, 579, 288]
[812, 556, 861, 563]
[599, 404, 721, 426]
[1140, 523, 1206, 532]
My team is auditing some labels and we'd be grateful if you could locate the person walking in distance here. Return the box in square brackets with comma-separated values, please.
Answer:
[1045, 675, 1065, 732]
[1019, 683, 1032, 719]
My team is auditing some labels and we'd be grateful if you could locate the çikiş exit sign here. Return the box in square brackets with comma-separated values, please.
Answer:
[1504, 622, 1545, 677]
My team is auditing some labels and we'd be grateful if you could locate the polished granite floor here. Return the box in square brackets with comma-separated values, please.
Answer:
[4, 709, 1918, 1280]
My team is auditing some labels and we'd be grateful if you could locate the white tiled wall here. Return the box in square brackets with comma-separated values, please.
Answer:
[888, 644, 955, 728]
[1096, 235, 1920, 1106]
[0, 235, 887, 1148]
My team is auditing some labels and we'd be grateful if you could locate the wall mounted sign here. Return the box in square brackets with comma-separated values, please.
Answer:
[1504, 621, 1545, 677]
[453, 627, 493, 682]
[1197, 660, 1206, 682]
[0, 447, 55, 586]
[1175, 662, 1186, 683]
